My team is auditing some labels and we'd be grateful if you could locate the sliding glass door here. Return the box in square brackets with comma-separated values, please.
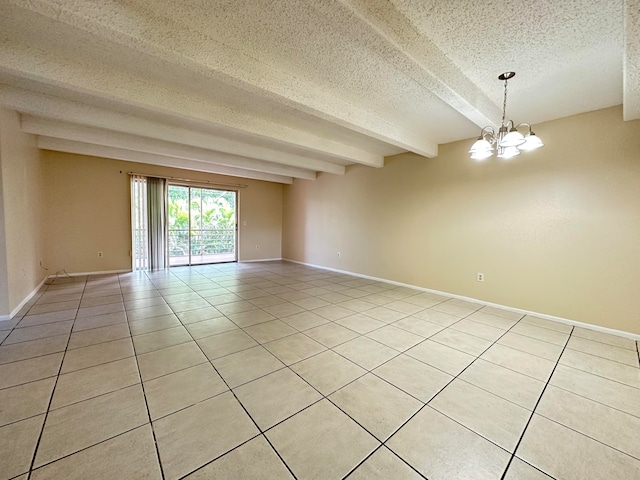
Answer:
[167, 185, 237, 266]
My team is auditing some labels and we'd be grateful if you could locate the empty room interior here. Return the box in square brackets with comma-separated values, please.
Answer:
[1, 1, 640, 479]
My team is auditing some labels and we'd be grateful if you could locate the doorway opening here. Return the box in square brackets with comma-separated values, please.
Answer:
[167, 185, 237, 266]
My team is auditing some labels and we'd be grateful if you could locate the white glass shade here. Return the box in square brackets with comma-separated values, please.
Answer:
[497, 146, 521, 159]
[469, 138, 493, 154]
[499, 129, 526, 147]
[518, 133, 544, 151]
[471, 150, 492, 161]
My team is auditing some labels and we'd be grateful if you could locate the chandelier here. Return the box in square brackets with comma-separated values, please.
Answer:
[469, 72, 544, 160]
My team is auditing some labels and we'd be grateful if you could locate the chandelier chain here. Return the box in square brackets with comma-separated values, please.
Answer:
[501, 78, 508, 126]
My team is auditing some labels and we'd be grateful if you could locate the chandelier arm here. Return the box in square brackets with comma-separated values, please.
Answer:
[480, 125, 495, 139]
[516, 122, 533, 134]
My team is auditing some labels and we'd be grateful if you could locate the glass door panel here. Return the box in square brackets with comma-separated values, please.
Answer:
[168, 185, 237, 266]
[168, 185, 190, 266]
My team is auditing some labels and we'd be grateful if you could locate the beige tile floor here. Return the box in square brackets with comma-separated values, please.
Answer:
[1, 261, 639, 479]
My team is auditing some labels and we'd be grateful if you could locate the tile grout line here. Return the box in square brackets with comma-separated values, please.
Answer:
[9, 264, 636, 479]
[378, 310, 529, 460]
[532, 410, 640, 463]
[155, 273, 300, 480]
[25, 276, 89, 479]
[119, 273, 167, 480]
[166, 268, 449, 477]
[499, 325, 574, 480]
[329, 308, 525, 479]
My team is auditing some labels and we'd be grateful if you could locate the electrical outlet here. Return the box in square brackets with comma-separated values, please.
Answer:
[477, 272, 485, 282]
[97, 251, 104, 258]
[337, 252, 341, 259]
[256, 245, 259, 250]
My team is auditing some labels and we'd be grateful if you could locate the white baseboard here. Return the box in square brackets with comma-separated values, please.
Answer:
[283, 258, 640, 341]
[0, 275, 49, 321]
[53, 269, 132, 277]
[240, 258, 283, 263]
[0, 269, 131, 322]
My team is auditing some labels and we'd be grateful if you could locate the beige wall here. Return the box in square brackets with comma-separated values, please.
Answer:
[283, 106, 640, 334]
[0, 109, 46, 315]
[41, 151, 283, 273]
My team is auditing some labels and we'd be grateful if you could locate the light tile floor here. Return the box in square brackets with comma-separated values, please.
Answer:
[1, 261, 639, 479]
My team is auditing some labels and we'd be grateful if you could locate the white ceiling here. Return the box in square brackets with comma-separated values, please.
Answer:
[0, 0, 637, 184]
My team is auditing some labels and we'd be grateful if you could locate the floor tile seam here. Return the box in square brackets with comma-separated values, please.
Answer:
[367, 370, 431, 405]
[149, 388, 231, 423]
[28, 422, 153, 475]
[173, 432, 282, 480]
[564, 345, 640, 367]
[62, 333, 135, 355]
[384, 404, 514, 460]
[533, 411, 640, 462]
[241, 326, 302, 346]
[426, 401, 525, 453]
[447, 324, 508, 343]
[134, 337, 199, 356]
[383, 315, 530, 452]
[499, 326, 574, 480]
[123, 302, 172, 313]
[479, 356, 554, 383]
[0, 373, 60, 392]
[568, 335, 638, 353]
[557, 360, 640, 390]
[547, 381, 640, 420]
[445, 375, 541, 412]
[3, 328, 72, 346]
[509, 455, 557, 479]
[340, 444, 429, 480]
[47, 379, 143, 413]
[427, 336, 489, 358]
[457, 317, 518, 331]
[25, 278, 88, 480]
[22, 296, 74, 317]
[68, 334, 133, 351]
[158, 289, 289, 440]
[198, 327, 302, 480]
[30, 301, 81, 311]
[429, 306, 480, 317]
[520, 318, 573, 335]
[0, 409, 51, 431]
[75, 311, 127, 322]
[503, 329, 569, 348]
[123, 272, 167, 480]
[571, 330, 637, 347]
[132, 322, 192, 338]
[71, 319, 129, 333]
[377, 303, 429, 316]
[78, 300, 125, 309]
[0, 336, 72, 364]
[140, 358, 211, 383]
[493, 338, 562, 363]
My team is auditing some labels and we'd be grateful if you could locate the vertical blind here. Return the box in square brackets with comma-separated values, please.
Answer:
[131, 175, 168, 271]
[147, 177, 168, 270]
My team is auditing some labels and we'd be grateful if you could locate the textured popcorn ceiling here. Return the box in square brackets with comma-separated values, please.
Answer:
[0, 0, 636, 182]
